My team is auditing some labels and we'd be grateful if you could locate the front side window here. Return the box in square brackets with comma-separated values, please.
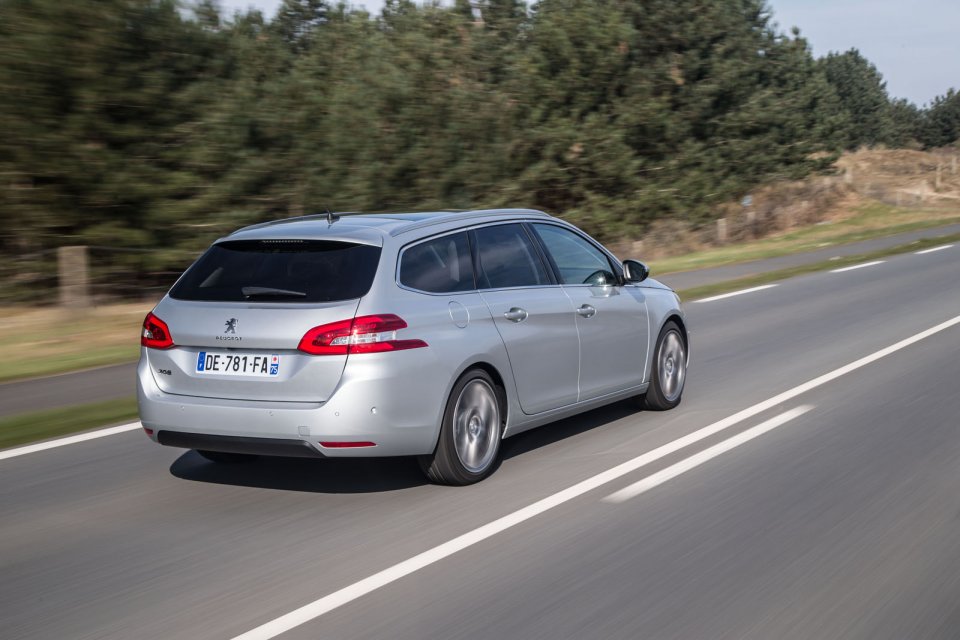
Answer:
[473, 224, 551, 289]
[170, 240, 381, 303]
[399, 232, 475, 293]
[532, 224, 617, 286]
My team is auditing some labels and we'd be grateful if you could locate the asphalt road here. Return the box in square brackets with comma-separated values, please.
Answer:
[657, 221, 960, 291]
[1, 241, 959, 639]
[2, 223, 957, 419]
[0, 362, 135, 418]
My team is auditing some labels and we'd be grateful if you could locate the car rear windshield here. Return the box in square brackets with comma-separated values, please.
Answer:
[170, 240, 381, 303]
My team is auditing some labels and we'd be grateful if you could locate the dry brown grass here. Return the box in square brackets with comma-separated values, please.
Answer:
[612, 148, 960, 262]
[0, 302, 152, 381]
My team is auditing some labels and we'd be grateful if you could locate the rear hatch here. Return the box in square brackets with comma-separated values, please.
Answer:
[146, 238, 381, 403]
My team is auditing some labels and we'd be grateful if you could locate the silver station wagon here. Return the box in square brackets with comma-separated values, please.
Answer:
[138, 209, 688, 484]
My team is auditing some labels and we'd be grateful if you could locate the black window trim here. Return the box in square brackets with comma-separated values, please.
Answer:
[396, 219, 585, 295]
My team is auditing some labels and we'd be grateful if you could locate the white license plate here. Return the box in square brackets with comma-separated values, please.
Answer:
[196, 351, 280, 377]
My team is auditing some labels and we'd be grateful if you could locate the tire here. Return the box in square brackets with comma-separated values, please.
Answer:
[644, 321, 687, 411]
[418, 369, 504, 485]
[196, 450, 259, 464]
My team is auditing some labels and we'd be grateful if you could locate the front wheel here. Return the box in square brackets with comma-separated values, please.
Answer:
[644, 321, 686, 411]
[419, 369, 504, 485]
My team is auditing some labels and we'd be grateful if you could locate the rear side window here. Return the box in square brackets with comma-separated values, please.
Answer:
[473, 223, 550, 289]
[170, 240, 381, 303]
[399, 232, 475, 293]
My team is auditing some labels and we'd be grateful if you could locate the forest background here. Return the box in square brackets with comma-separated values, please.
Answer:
[2, 0, 958, 301]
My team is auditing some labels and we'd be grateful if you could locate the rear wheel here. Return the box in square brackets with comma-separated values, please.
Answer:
[419, 369, 504, 485]
[196, 450, 259, 464]
[644, 321, 686, 411]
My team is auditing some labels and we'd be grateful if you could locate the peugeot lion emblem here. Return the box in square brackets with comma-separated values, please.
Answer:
[224, 318, 238, 334]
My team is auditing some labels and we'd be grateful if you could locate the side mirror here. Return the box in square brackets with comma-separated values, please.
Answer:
[622, 259, 649, 284]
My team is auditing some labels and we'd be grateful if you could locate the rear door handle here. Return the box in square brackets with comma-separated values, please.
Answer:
[577, 304, 597, 318]
[503, 307, 528, 323]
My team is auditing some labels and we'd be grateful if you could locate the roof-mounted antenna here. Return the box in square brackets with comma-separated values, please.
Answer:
[325, 207, 339, 224]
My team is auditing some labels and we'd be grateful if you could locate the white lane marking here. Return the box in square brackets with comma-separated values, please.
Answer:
[0, 422, 142, 461]
[694, 285, 777, 303]
[604, 406, 813, 503]
[830, 260, 885, 273]
[231, 314, 960, 640]
[915, 244, 954, 255]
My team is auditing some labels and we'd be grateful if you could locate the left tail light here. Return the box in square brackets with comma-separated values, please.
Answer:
[298, 314, 427, 355]
[141, 312, 175, 349]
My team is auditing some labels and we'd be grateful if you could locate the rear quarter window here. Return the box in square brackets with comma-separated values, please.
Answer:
[170, 240, 381, 303]
[399, 232, 475, 293]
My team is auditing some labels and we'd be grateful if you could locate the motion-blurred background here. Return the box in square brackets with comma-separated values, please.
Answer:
[0, 0, 957, 306]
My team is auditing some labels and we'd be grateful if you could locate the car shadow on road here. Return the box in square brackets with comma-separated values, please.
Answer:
[501, 399, 641, 461]
[169, 399, 644, 494]
[169, 450, 428, 494]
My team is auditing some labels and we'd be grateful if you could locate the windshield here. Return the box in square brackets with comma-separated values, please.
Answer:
[170, 239, 381, 303]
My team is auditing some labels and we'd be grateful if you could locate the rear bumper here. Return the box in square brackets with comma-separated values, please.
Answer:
[137, 352, 446, 457]
[156, 431, 325, 458]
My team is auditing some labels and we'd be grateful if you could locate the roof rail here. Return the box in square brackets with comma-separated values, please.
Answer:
[388, 208, 551, 237]
[231, 208, 547, 235]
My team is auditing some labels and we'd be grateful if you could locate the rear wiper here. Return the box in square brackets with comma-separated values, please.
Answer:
[241, 286, 307, 298]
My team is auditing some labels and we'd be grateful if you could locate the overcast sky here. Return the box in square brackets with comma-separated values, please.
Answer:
[217, 0, 959, 106]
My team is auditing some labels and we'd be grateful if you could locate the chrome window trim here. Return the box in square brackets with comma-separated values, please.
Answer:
[395, 219, 561, 295]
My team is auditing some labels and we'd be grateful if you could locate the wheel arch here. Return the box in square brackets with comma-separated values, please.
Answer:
[439, 359, 513, 442]
[662, 313, 689, 358]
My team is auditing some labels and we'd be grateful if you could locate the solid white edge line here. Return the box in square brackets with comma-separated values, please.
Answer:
[0, 422, 142, 461]
[603, 406, 814, 503]
[830, 260, 886, 273]
[915, 244, 954, 255]
[693, 284, 777, 303]
[230, 313, 960, 640]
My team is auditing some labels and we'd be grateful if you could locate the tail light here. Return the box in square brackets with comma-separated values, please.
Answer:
[141, 312, 175, 349]
[298, 314, 427, 355]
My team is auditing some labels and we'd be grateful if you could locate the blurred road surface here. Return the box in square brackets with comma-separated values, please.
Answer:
[0, 241, 959, 639]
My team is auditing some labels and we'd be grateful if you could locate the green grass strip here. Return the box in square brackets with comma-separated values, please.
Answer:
[676, 232, 960, 301]
[0, 345, 140, 385]
[0, 397, 138, 450]
[651, 213, 960, 276]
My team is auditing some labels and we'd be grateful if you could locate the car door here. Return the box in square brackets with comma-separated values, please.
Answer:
[530, 223, 649, 401]
[472, 223, 580, 415]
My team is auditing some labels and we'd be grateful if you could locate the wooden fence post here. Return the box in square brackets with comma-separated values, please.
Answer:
[58, 246, 90, 308]
[716, 218, 728, 243]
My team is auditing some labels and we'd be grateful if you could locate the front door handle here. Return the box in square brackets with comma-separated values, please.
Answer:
[503, 307, 528, 323]
[577, 304, 597, 318]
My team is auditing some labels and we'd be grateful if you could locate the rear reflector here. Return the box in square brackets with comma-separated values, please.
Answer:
[143, 428, 154, 436]
[299, 314, 427, 356]
[319, 441, 376, 448]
